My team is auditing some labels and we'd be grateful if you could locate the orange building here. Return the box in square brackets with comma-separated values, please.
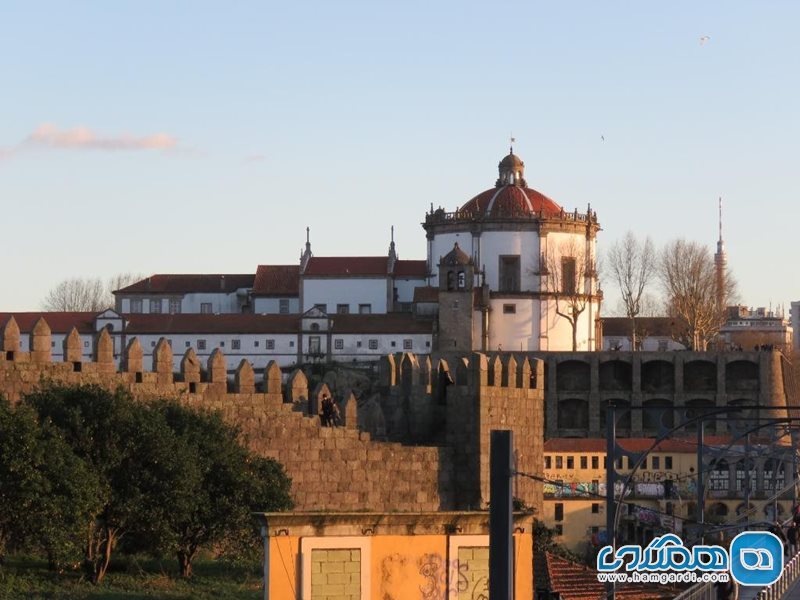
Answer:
[255, 511, 535, 600]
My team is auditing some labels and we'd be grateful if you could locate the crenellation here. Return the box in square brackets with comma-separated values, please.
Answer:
[63, 327, 82, 364]
[234, 359, 255, 394]
[30, 317, 51, 364]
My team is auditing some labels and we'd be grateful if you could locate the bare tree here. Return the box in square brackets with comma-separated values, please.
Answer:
[544, 238, 594, 351]
[42, 273, 144, 312]
[659, 239, 736, 350]
[606, 232, 656, 350]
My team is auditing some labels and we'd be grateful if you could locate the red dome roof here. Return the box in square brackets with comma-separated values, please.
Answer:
[459, 185, 562, 219]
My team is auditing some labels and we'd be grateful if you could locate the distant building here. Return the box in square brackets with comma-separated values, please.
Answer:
[720, 305, 793, 351]
[790, 301, 800, 352]
[112, 147, 603, 353]
[543, 437, 794, 556]
[601, 317, 685, 352]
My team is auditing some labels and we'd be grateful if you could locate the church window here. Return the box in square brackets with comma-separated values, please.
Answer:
[503, 304, 516, 314]
[499, 256, 521, 292]
[359, 304, 371, 314]
[308, 336, 321, 354]
[561, 257, 577, 295]
[334, 339, 343, 350]
[266, 339, 275, 350]
[310, 323, 320, 332]
[337, 304, 349, 314]
[130, 298, 143, 313]
[231, 339, 241, 350]
[169, 298, 181, 314]
[279, 299, 290, 314]
[197, 339, 207, 350]
[457, 271, 465, 289]
[150, 298, 162, 314]
[446, 271, 455, 291]
[403, 339, 412, 350]
[201, 303, 213, 314]
[368, 339, 378, 350]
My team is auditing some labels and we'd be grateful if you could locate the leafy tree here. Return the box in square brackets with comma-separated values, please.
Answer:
[0, 398, 101, 569]
[149, 402, 293, 577]
[23, 385, 179, 583]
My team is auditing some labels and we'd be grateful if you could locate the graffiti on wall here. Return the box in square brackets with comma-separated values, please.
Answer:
[379, 552, 494, 600]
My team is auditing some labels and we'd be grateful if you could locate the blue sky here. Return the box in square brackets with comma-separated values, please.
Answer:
[1, 1, 797, 312]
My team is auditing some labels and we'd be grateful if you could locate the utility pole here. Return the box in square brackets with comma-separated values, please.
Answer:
[697, 419, 705, 544]
[490, 430, 513, 600]
[605, 404, 616, 600]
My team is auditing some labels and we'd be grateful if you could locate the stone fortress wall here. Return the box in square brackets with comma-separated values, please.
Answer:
[0, 316, 545, 515]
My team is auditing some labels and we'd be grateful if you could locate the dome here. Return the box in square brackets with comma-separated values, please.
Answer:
[460, 185, 562, 218]
[440, 242, 472, 266]
[455, 148, 563, 218]
[499, 152, 524, 169]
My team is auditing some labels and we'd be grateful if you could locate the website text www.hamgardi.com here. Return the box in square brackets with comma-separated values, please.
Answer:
[597, 571, 730, 584]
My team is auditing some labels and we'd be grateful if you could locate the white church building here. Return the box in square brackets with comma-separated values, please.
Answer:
[4, 148, 603, 372]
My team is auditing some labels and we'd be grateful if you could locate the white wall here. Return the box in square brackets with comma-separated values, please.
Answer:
[119, 291, 248, 314]
[539, 297, 600, 351]
[329, 333, 432, 362]
[485, 298, 540, 352]
[253, 297, 301, 314]
[479, 230, 541, 291]
[302, 278, 388, 313]
[393, 277, 427, 304]
[129, 333, 299, 371]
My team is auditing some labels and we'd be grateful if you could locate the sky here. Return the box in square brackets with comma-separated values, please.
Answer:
[1, 1, 798, 312]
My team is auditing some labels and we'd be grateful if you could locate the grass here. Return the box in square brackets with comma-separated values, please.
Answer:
[0, 556, 263, 600]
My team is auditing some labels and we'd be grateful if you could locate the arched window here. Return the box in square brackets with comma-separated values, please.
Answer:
[446, 271, 455, 291]
[457, 271, 465, 289]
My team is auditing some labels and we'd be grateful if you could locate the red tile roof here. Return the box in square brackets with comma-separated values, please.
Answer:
[304, 257, 428, 278]
[546, 553, 669, 599]
[0, 312, 98, 334]
[460, 185, 562, 218]
[393, 260, 428, 277]
[116, 274, 255, 295]
[304, 256, 388, 277]
[252, 265, 299, 296]
[413, 286, 439, 303]
[330, 314, 434, 334]
[125, 314, 300, 334]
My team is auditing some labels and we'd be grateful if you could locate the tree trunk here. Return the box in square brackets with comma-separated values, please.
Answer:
[177, 550, 195, 578]
[631, 315, 637, 351]
[572, 323, 578, 351]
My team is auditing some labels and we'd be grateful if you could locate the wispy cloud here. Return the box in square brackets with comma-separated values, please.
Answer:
[1, 123, 180, 160]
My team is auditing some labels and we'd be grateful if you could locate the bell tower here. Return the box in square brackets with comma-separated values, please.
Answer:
[437, 243, 475, 351]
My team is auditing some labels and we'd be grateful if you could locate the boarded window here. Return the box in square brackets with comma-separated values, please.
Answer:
[499, 256, 520, 292]
[561, 257, 576, 294]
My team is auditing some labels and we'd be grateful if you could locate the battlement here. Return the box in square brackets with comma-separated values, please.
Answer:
[0, 317, 546, 513]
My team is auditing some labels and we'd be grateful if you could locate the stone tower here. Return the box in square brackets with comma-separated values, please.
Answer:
[437, 243, 475, 351]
